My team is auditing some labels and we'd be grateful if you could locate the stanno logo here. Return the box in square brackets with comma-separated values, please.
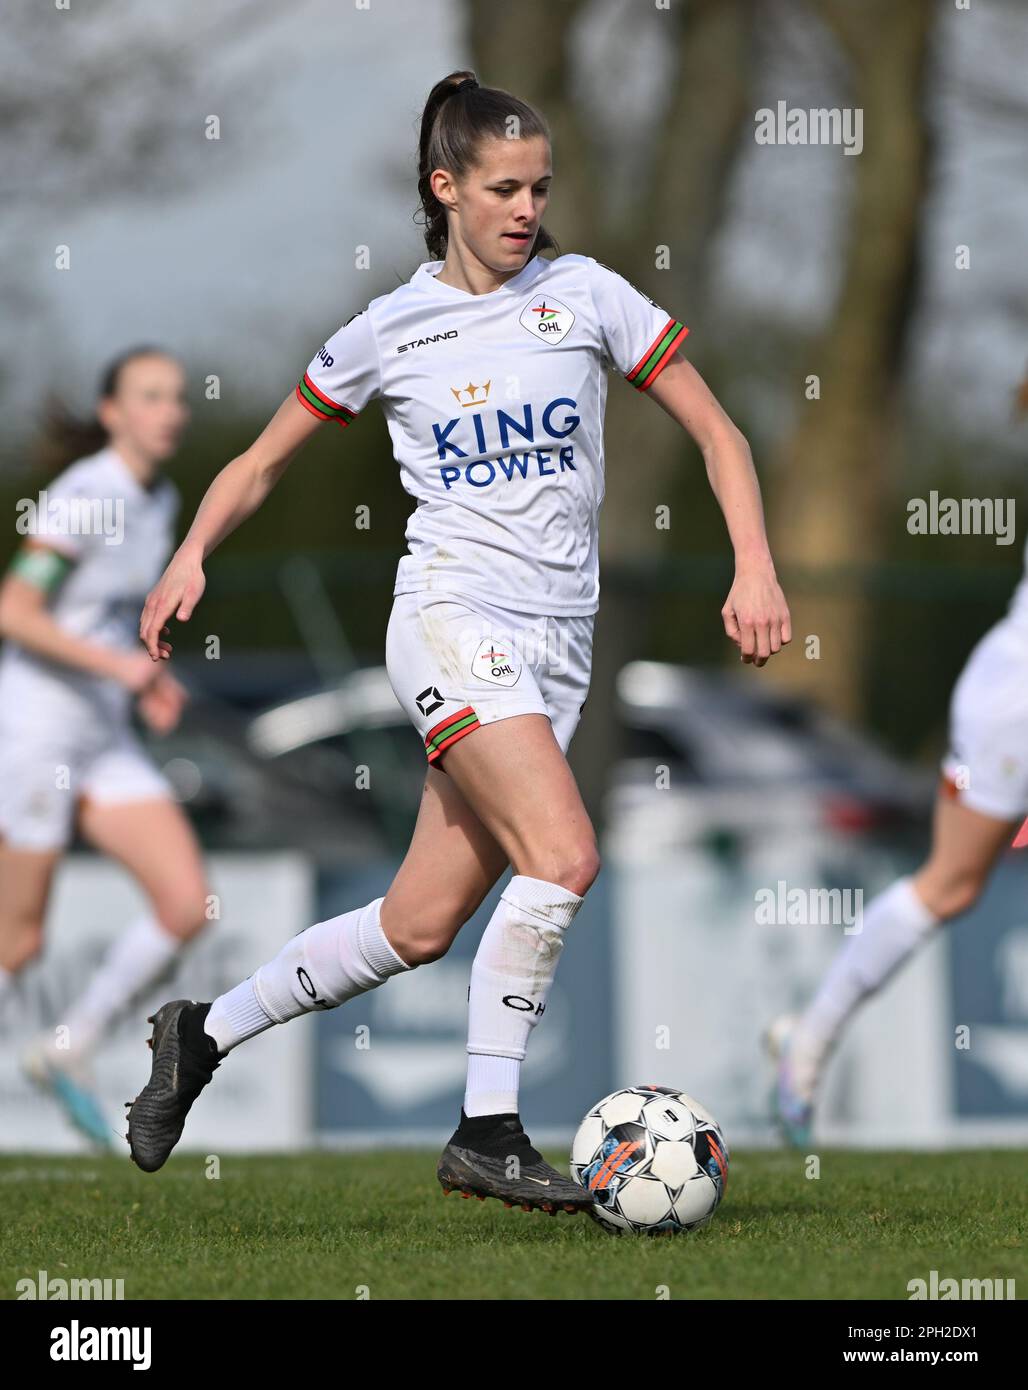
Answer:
[518, 295, 575, 344]
[397, 330, 459, 353]
[416, 685, 445, 716]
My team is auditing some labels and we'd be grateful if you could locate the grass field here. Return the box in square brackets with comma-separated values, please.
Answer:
[2, 1149, 1025, 1300]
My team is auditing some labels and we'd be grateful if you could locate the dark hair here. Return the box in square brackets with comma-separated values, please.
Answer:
[415, 70, 559, 263]
[35, 344, 174, 475]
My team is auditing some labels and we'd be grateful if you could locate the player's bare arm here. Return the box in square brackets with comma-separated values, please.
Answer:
[139, 391, 324, 659]
[646, 353, 792, 668]
[0, 542, 157, 691]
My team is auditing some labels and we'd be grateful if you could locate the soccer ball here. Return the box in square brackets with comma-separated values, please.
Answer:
[570, 1085, 729, 1234]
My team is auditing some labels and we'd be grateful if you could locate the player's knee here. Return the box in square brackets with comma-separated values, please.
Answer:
[154, 887, 212, 941]
[391, 927, 449, 967]
[399, 936, 446, 966]
[532, 841, 601, 899]
[921, 868, 985, 921]
[387, 898, 471, 966]
[2, 916, 46, 969]
[567, 845, 601, 898]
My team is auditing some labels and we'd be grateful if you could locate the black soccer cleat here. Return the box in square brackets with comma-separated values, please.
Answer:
[437, 1108, 592, 1215]
[126, 1000, 223, 1172]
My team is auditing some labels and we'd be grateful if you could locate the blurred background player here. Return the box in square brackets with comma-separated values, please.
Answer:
[768, 538, 1028, 1145]
[0, 348, 213, 1147]
[126, 72, 790, 1208]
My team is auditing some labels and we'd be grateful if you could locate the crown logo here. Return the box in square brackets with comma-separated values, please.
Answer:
[450, 380, 491, 408]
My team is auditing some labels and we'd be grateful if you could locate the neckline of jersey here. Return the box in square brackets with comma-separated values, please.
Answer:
[412, 255, 545, 303]
[103, 445, 164, 498]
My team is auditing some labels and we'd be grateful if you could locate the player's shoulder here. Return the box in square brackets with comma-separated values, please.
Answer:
[547, 252, 595, 271]
[527, 254, 604, 314]
[28, 451, 108, 556]
[316, 282, 405, 357]
[576, 256, 666, 315]
[363, 271, 441, 321]
[360, 281, 402, 322]
[45, 448, 110, 497]
[540, 252, 631, 303]
[75, 446, 146, 497]
[539, 252, 597, 284]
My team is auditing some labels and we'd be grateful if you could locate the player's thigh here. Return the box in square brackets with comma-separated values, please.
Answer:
[914, 785, 1020, 918]
[381, 764, 509, 960]
[0, 840, 62, 965]
[77, 795, 210, 939]
[438, 711, 599, 893]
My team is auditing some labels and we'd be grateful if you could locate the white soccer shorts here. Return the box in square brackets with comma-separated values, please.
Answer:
[385, 590, 594, 767]
[941, 616, 1028, 821]
[0, 721, 175, 851]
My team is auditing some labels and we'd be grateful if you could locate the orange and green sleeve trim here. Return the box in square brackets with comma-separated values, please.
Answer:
[296, 373, 359, 426]
[425, 705, 480, 763]
[626, 318, 689, 391]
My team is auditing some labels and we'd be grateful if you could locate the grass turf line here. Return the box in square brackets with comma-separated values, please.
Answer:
[1, 1150, 1024, 1300]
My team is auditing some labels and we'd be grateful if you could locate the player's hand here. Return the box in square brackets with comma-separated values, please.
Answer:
[113, 650, 165, 693]
[137, 670, 189, 733]
[140, 547, 206, 660]
[721, 562, 792, 668]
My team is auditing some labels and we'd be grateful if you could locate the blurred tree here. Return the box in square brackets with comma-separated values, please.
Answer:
[468, 0, 756, 819]
[0, 0, 311, 432]
[764, 0, 937, 719]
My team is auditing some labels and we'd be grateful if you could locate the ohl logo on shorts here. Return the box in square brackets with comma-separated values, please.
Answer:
[471, 638, 521, 687]
[518, 295, 575, 344]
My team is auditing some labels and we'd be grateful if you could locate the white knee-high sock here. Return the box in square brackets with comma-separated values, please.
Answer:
[464, 875, 584, 1117]
[204, 897, 411, 1053]
[793, 876, 941, 1095]
[61, 914, 184, 1055]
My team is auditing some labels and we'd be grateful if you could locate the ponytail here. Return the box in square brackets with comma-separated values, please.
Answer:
[34, 344, 168, 476]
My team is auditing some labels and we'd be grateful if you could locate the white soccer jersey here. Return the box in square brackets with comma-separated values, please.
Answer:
[296, 253, 688, 616]
[0, 446, 179, 725]
[1006, 537, 1028, 633]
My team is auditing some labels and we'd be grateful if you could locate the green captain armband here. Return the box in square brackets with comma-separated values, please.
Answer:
[9, 546, 75, 593]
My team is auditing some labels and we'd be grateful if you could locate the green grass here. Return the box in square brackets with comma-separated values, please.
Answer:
[1, 1150, 1024, 1300]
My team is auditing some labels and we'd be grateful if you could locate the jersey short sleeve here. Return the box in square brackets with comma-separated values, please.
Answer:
[21, 463, 93, 562]
[296, 309, 381, 427]
[587, 258, 689, 392]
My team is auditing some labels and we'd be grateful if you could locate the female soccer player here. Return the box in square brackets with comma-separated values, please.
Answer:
[128, 72, 791, 1211]
[769, 547, 1028, 1146]
[0, 348, 212, 1145]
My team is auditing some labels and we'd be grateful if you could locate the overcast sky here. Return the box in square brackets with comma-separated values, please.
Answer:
[7, 0, 1027, 464]
[13, 0, 462, 425]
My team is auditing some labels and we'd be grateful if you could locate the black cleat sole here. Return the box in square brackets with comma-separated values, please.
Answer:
[437, 1150, 592, 1216]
